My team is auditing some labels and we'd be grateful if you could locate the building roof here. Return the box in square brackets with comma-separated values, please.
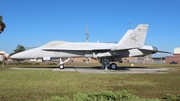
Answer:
[0, 51, 5, 54]
[174, 47, 180, 54]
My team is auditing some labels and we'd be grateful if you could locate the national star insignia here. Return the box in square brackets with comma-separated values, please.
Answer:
[130, 35, 138, 42]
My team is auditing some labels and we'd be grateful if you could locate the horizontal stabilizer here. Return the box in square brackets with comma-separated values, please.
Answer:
[157, 50, 172, 54]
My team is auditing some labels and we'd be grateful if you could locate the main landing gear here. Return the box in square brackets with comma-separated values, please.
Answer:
[101, 58, 117, 70]
[58, 58, 117, 70]
[58, 58, 71, 69]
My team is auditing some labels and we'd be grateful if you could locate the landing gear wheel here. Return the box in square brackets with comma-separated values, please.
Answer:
[110, 63, 117, 70]
[59, 64, 64, 69]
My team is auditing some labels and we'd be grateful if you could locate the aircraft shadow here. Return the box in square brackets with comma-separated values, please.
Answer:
[19, 67, 55, 69]
[76, 66, 148, 71]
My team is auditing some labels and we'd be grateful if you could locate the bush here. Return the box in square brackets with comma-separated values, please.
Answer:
[163, 94, 180, 101]
[87, 91, 120, 101]
[46, 90, 160, 101]
[73, 92, 91, 101]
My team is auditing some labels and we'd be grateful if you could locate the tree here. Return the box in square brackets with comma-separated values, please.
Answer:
[9, 44, 25, 56]
[14, 44, 25, 53]
[0, 15, 6, 34]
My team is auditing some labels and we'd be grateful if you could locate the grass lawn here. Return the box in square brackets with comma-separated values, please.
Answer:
[0, 63, 180, 101]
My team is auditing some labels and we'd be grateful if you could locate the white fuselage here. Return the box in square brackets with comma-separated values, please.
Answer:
[10, 41, 158, 60]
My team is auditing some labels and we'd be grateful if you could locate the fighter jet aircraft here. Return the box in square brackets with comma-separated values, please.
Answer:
[10, 24, 162, 70]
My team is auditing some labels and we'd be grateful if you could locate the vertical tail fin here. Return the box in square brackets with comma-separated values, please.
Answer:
[117, 24, 149, 49]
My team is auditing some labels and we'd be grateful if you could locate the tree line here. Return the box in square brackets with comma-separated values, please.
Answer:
[0, 15, 6, 34]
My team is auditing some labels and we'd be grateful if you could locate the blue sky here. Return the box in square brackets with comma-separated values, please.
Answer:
[0, 0, 180, 57]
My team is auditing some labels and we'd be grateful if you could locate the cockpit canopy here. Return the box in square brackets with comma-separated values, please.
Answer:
[41, 41, 69, 47]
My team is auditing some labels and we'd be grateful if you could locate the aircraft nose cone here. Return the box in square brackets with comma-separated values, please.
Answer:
[10, 54, 18, 59]
[10, 52, 24, 59]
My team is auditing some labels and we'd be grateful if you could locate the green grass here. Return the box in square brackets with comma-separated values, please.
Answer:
[0, 63, 180, 101]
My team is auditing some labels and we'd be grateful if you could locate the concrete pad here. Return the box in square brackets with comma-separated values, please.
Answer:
[9, 67, 53, 71]
[9, 66, 173, 74]
[74, 66, 172, 74]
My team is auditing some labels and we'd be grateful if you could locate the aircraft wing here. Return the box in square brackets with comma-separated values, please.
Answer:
[42, 47, 111, 51]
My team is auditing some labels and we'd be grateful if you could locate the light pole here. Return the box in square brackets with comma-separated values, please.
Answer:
[86, 24, 89, 42]
[161, 46, 163, 64]
[129, 22, 134, 66]
[129, 22, 134, 29]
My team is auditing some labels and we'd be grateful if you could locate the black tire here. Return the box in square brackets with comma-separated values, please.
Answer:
[59, 64, 64, 69]
[110, 63, 117, 70]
